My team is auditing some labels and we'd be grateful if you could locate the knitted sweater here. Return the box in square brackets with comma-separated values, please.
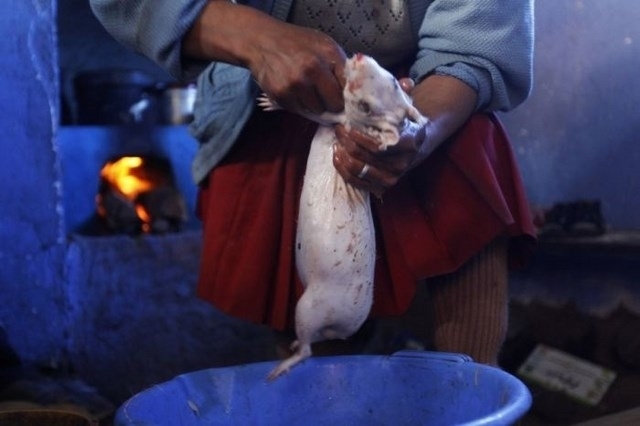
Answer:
[89, 0, 534, 184]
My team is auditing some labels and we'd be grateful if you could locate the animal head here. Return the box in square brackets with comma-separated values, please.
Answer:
[343, 53, 426, 150]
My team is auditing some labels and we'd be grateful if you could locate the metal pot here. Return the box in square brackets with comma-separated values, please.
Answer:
[160, 83, 197, 125]
[73, 69, 197, 126]
[73, 69, 161, 125]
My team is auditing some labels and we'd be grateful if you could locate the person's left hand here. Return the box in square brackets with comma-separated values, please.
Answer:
[332, 78, 430, 197]
[332, 120, 427, 197]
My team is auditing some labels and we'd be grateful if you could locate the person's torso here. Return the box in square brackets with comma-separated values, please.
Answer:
[288, 0, 418, 69]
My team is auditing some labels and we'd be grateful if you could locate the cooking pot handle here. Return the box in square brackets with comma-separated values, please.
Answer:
[391, 350, 474, 364]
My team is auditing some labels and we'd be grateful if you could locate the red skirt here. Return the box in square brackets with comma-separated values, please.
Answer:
[196, 110, 536, 330]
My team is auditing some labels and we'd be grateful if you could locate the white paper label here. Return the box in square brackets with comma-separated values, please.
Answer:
[517, 344, 617, 405]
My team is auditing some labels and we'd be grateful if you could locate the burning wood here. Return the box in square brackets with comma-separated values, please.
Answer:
[136, 186, 188, 234]
[97, 188, 143, 234]
[96, 156, 187, 234]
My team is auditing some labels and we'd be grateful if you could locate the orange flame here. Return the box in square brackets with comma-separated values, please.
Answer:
[99, 156, 155, 229]
[101, 156, 154, 199]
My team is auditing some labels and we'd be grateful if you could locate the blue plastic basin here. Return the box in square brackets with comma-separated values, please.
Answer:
[115, 351, 531, 425]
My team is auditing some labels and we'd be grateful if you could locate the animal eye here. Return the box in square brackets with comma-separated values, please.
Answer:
[357, 100, 371, 114]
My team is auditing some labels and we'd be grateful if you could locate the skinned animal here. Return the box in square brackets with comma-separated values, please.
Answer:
[259, 54, 427, 380]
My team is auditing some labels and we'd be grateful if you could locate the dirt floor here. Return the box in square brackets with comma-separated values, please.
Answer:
[501, 302, 640, 425]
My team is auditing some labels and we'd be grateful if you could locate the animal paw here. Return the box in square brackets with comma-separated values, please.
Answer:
[266, 343, 312, 381]
[257, 93, 280, 111]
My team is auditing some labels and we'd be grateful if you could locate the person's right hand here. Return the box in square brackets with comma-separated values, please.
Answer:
[248, 23, 347, 115]
[184, 1, 346, 114]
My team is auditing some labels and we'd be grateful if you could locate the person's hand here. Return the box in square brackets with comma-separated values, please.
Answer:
[248, 24, 347, 115]
[332, 120, 428, 197]
[184, 1, 346, 114]
[332, 78, 430, 197]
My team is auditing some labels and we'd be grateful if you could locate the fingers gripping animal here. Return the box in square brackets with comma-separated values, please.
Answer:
[258, 54, 427, 380]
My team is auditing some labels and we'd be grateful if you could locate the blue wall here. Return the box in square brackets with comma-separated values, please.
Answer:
[501, 1, 640, 317]
[0, 0, 69, 363]
[0, 1, 275, 405]
[500, 1, 640, 230]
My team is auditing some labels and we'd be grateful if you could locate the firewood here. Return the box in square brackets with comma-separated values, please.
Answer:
[98, 187, 142, 234]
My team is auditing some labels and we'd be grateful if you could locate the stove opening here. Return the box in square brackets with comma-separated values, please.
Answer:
[96, 155, 187, 235]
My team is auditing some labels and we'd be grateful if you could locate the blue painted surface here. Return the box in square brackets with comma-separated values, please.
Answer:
[500, 2, 640, 314]
[0, 1, 273, 405]
[0, 0, 68, 363]
[500, 0, 640, 230]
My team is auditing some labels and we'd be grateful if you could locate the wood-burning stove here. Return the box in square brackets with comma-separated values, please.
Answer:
[58, 125, 200, 236]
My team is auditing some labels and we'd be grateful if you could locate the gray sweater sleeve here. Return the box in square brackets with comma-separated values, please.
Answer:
[90, 0, 533, 111]
[409, 0, 534, 112]
[89, 0, 211, 81]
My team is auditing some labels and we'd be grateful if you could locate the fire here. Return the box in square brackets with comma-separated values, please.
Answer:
[100, 156, 154, 199]
[97, 156, 157, 231]
[96, 155, 187, 234]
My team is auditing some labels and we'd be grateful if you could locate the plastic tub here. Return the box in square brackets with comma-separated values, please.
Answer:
[115, 351, 531, 425]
